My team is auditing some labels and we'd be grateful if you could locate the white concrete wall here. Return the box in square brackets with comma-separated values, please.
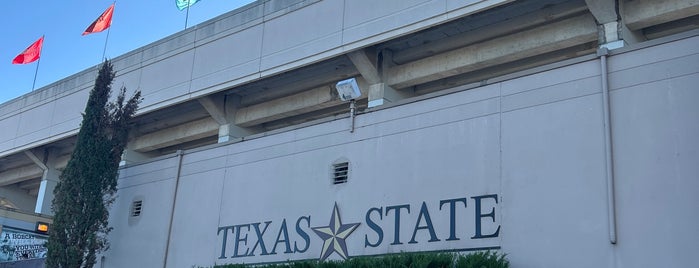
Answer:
[0, 0, 510, 158]
[101, 35, 699, 267]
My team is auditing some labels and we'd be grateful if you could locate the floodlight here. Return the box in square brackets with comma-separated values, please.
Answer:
[334, 78, 362, 133]
[335, 78, 361, 101]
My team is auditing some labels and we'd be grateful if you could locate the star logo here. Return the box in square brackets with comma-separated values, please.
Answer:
[312, 203, 360, 261]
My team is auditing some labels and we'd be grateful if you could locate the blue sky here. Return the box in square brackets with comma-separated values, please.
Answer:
[1, 0, 253, 104]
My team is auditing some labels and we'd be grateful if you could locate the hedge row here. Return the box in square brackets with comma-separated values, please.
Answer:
[213, 251, 508, 268]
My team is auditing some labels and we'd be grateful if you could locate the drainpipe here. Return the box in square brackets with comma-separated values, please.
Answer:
[349, 99, 356, 133]
[163, 150, 185, 267]
[598, 48, 617, 244]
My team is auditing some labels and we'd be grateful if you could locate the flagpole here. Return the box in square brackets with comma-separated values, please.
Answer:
[184, 0, 190, 29]
[32, 56, 41, 91]
[31, 35, 44, 91]
[102, 27, 111, 60]
[102, 1, 115, 60]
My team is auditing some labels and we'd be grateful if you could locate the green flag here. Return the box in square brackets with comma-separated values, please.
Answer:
[176, 0, 201, 10]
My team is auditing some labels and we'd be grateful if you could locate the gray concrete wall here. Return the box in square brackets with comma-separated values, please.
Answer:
[0, 187, 37, 212]
[499, 60, 612, 266]
[0, 0, 510, 158]
[101, 35, 699, 267]
[102, 156, 180, 268]
[607, 35, 699, 268]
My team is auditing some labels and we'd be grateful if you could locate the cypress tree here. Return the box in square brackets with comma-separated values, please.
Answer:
[46, 60, 141, 268]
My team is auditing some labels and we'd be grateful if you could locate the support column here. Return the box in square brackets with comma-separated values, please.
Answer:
[26, 149, 60, 215]
[348, 49, 414, 108]
[368, 83, 412, 108]
[586, 0, 644, 50]
[198, 95, 260, 143]
[600, 21, 625, 49]
[35, 175, 58, 215]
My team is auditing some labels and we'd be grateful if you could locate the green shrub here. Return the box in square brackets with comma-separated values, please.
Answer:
[212, 251, 508, 268]
[455, 251, 509, 268]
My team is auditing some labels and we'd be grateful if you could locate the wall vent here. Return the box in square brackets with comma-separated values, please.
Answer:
[333, 162, 349, 184]
[131, 200, 143, 217]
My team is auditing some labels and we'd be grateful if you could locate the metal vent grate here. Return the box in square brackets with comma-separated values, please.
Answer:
[333, 162, 349, 184]
[131, 200, 143, 217]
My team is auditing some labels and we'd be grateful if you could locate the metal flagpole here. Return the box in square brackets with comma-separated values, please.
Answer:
[31, 57, 41, 91]
[184, 0, 190, 29]
[102, 26, 112, 60]
[102, 1, 116, 60]
[31, 35, 44, 91]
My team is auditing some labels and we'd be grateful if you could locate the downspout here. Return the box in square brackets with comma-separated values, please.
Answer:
[598, 48, 617, 244]
[163, 150, 185, 267]
[349, 99, 356, 133]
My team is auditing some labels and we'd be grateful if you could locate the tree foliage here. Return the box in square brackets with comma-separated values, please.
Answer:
[46, 60, 141, 268]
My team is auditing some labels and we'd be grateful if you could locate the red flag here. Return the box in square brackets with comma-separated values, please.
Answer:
[12, 36, 44, 64]
[83, 4, 115, 35]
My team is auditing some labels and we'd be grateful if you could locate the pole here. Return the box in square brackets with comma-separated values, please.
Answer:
[184, 0, 190, 29]
[163, 150, 185, 268]
[102, 1, 116, 60]
[31, 52, 42, 91]
[598, 47, 617, 244]
[349, 99, 356, 133]
[102, 27, 111, 60]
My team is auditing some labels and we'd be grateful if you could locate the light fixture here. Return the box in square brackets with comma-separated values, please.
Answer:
[335, 78, 362, 101]
[36, 222, 49, 234]
[335, 78, 362, 132]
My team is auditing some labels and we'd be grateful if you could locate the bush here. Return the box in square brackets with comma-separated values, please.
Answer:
[212, 251, 508, 268]
[455, 251, 509, 268]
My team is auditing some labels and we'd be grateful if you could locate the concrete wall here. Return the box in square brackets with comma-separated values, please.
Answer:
[101, 156, 180, 268]
[607, 35, 699, 268]
[101, 35, 699, 267]
[0, 187, 37, 212]
[0, 0, 510, 158]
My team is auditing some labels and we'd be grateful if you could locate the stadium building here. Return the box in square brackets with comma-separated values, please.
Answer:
[0, 0, 698, 267]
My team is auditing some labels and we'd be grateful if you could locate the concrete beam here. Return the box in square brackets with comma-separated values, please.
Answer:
[24, 149, 70, 170]
[18, 180, 42, 190]
[586, 0, 619, 24]
[348, 48, 413, 107]
[347, 49, 381, 84]
[368, 83, 414, 107]
[643, 14, 699, 39]
[624, 0, 699, 30]
[130, 118, 219, 152]
[121, 150, 157, 165]
[24, 150, 47, 171]
[391, 1, 588, 65]
[413, 43, 596, 94]
[385, 14, 598, 89]
[34, 148, 62, 215]
[198, 95, 228, 125]
[55, 155, 71, 169]
[199, 95, 261, 142]
[28, 188, 39, 197]
[585, 0, 626, 47]
[235, 85, 347, 127]
[0, 165, 43, 187]
[0, 186, 37, 211]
